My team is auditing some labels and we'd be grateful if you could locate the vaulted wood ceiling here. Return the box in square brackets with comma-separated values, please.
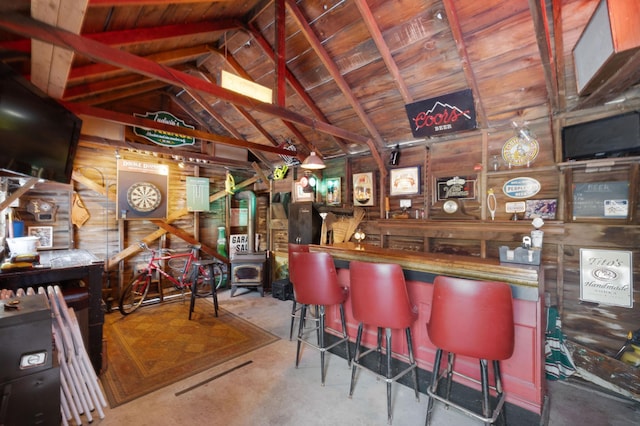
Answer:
[1, 0, 639, 170]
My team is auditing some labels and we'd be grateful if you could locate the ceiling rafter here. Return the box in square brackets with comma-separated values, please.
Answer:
[89, 0, 235, 6]
[528, 0, 558, 113]
[284, 0, 386, 175]
[31, 0, 88, 98]
[191, 65, 279, 147]
[170, 93, 273, 167]
[76, 80, 169, 106]
[247, 23, 351, 154]
[207, 49, 317, 154]
[353, 0, 413, 104]
[70, 103, 298, 157]
[0, 13, 372, 147]
[441, 0, 487, 128]
[67, 45, 213, 84]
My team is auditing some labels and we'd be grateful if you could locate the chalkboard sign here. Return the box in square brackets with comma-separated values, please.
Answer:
[572, 181, 629, 219]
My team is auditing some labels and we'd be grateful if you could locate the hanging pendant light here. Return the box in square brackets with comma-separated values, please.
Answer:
[300, 151, 326, 170]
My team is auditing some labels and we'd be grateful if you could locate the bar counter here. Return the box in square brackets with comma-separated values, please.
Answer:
[310, 243, 545, 415]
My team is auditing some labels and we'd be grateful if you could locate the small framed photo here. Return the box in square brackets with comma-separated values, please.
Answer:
[28, 226, 53, 249]
[390, 166, 420, 196]
[353, 172, 374, 206]
[325, 177, 341, 205]
[525, 199, 557, 220]
[293, 181, 314, 202]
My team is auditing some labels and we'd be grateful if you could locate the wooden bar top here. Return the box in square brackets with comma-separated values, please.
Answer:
[310, 242, 541, 289]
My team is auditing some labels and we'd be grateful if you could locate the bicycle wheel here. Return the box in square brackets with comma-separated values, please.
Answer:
[194, 263, 224, 295]
[119, 272, 151, 315]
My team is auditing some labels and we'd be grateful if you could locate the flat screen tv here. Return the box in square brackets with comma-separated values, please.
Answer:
[0, 62, 81, 183]
[562, 112, 640, 161]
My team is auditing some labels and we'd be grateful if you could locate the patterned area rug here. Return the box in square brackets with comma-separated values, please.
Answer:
[100, 299, 279, 407]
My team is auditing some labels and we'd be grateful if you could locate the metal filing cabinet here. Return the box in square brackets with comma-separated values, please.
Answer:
[0, 293, 60, 426]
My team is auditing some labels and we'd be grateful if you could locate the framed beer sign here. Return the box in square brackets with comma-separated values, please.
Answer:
[405, 89, 477, 138]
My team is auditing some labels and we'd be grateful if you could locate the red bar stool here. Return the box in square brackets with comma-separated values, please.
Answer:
[425, 276, 515, 425]
[288, 243, 310, 340]
[348, 261, 419, 425]
[289, 251, 351, 385]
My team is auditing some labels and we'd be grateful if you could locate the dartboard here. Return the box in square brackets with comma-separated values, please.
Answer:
[126, 182, 162, 212]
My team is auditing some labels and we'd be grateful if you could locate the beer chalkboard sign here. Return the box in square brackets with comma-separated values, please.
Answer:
[572, 181, 629, 219]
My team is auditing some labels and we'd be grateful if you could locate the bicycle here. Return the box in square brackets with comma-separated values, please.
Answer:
[119, 242, 224, 315]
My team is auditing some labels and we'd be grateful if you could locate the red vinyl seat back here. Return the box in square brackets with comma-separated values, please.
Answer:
[289, 251, 347, 306]
[428, 276, 515, 361]
[288, 243, 309, 279]
[349, 261, 416, 329]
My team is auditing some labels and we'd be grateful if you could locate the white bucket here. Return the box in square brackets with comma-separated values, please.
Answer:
[6, 236, 39, 256]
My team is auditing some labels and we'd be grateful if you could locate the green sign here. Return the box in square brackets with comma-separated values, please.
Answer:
[134, 111, 195, 147]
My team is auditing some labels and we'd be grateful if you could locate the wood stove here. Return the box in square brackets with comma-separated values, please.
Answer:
[230, 251, 266, 297]
[229, 189, 267, 297]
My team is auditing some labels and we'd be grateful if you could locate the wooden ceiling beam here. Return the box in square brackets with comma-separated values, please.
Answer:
[73, 80, 168, 105]
[67, 45, 212, 84]
[207, 50, 316, 154]
[191, 68, 279, 147]
[441, 0, 488, 128]
[529, 0, 559, 113]
[284, 0, 387, 175]
[0, 20, 242, 54]
[353, 0, 413, 104]
[0, 13, 370, 147]
[71, 103, 298, 157]
[31, 0, 88, 98]
[247, 24, 351, 154]
[89, 0, 235, 6]
[173, 91, 274, 167]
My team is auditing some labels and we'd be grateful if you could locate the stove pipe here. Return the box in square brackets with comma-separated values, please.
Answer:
[234, 189, 256, 253]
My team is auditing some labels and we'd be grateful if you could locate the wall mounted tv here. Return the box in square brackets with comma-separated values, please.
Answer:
[0, 62, 82, 184]
[562, 111, 640, 161]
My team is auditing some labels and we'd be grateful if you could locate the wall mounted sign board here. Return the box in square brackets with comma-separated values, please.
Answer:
[404, 89, 477, 138]
[390, 167, 420, 196]
[572, 181, 629, 219]
[186, 176, 210, 212]
[503, 177, 541, 199]
[580, 248, 633, 308]
[436, 175, 476, 201]
[133, 111, 195, 147]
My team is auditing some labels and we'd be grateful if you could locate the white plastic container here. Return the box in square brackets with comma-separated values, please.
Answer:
[6, 236, 39, 256]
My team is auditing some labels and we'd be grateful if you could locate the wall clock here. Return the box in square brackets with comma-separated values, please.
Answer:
[126, 182, 162, 213]
[443, 200, 459, 214]
[501, 135, 539, 167]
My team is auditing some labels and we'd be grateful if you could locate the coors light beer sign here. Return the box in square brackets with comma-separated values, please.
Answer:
[405, 89, 476, 138]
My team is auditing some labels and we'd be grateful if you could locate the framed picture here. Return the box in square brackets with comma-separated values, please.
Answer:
[353, 172, 374, 206]
[390, 166, 420, 196]
[325, 177, 341, 205]
[293, 181, 314, 202]
[525, 199, 557, 220]
[28, 226, 53, 249]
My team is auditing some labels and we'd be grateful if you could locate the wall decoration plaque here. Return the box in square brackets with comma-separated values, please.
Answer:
[580, 249, 633, 308]
[436, 175, 476, 201]
[353, 172, 375, 206]
[390, 167, 420, 196]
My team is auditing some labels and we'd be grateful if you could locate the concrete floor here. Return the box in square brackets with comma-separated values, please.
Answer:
[88, 289, 640, 426]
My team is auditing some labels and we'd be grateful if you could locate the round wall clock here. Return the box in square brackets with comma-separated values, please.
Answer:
[443, 200, 459, 214]
[501, 136, 539, 167]
[127, 182, 162, 213]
